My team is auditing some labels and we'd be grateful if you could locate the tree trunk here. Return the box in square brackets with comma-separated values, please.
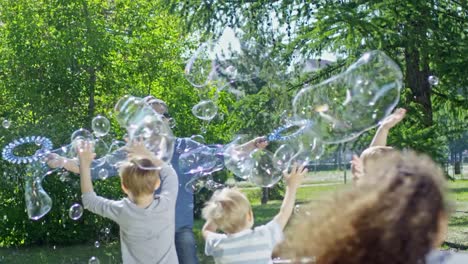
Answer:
[261, 187, 269, 205]
[404, 47, 433, 127]
[87, 66, 96, 126]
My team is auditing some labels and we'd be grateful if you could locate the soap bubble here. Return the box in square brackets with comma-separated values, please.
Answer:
[92, 115, 111, 137]
[428, 75, 439, 86]
[192, 100, 218, 121]
[98, 169, 108, 180]
[2, 119, 11, 129]
[106, 140, 126, 165]
[190, 135, 205, 144]
[273, 144, 296, 171]
[249, 149, 283, 187]
[179, 145, 224, 183]
[88, 256, 100, 264]
[71, 128, 94, 143]
[287, 134, 324, 167]
[114, 95, 175, 166]
[94, 241, 100, 248]
[104, 227, 110, 235]
[223, 135, 256, 180]
[185, 41, 216, 88]
[292, 50, 402, 144]
[69, 203, 83, 220]
[93, 138, 109, 166]
[204, 179, 225, 190]
[213, 28, 286, 96]
[25, 164, 53, 220]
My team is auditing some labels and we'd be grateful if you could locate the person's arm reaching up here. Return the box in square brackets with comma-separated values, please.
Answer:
[77, 140, 96, 194]
[370, 108, 406, 147]
[273, 164, 308, 229]
[47, 154, 80, 174]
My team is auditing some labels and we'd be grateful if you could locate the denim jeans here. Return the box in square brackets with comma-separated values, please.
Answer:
[175, 227, 199, 264]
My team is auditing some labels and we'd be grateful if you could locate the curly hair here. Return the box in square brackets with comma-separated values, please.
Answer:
[277, 151, 449, 264]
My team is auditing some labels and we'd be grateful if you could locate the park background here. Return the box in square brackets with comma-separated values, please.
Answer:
[0, 0, 467, 263]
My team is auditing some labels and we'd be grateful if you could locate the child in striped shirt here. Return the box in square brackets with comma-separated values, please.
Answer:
[201, 164, 308, 264]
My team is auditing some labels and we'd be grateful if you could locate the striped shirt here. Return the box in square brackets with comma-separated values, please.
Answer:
[205, 220, 284, 264]
[426, 250, 468, 264]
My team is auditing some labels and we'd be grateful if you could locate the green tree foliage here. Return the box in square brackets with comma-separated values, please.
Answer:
[165, 0, 468, 160]
[0, 0, 233, 246]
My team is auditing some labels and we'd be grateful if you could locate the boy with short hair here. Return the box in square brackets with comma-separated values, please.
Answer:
[201, 164, 308, 264]
[78, 140, 179, 264]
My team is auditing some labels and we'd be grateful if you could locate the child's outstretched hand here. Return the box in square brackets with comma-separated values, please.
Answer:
[254, 137, 269, 150]
[46, 153, 65, 168]
[125, 138, 163, 167]
[283, 163, 308, 190]
[380, 108, 406, 129]
[77, 140, 96, 167]
[125, 138, 155, 159]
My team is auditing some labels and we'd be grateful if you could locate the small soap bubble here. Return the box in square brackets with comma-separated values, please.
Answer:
[428, 75, 439, 86]
[94, 241, 100, 248]
[88, 256, 100, 264]
[53, 245, 56, 250]
[104, 227, 110, 235]
[2, 119, 11, 129]
[92, 115, 111, 137]
[191, 100, 218, 121]
[98, 169, 109, 180]
[69, 203, 83, 220]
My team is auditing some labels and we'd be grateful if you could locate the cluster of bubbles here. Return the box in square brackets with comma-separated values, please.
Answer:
[3, 37, 407, 222]
[2, 95, 175, 220]
[184, 31, 404, 189]
[185, 27, 284, 121]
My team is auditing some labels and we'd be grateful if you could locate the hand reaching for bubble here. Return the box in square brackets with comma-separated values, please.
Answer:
[254, 137, 269, 150]
[125, 138, 163, 167]
[46, 153, 65, 169]
[283, 163, 308, 190]
[77, 140, 96, 167]
[380, 108, 406, 129]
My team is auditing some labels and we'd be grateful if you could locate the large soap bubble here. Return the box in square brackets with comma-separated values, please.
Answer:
[292, 50, 402, 144]
[179, 145, 225, 191]
[249, 149, 283, 187]
[24, 163, 53, 220]
[92, 115, 111, 137]
[185, 41, 217, 88]
[191, 100, 218, 121]
[223, 135, 256, 180]
[272, 144, 296, 172]
[114, 95, 175, 167]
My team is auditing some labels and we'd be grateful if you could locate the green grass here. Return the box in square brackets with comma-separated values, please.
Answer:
[1, 179, 467, 263]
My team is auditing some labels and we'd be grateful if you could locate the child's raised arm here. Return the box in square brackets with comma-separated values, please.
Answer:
[77, 140, 96, 194]
[370, 108, 406, 147]
[273, 164, 308, 230]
